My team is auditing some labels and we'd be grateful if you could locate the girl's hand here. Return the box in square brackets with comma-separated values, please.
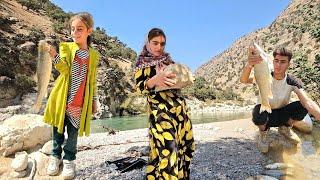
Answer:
[247, 47, 263, 67]
[92, 101, 97, 114]
[47, 44, 58, 58]
[155, 64, 176, 88]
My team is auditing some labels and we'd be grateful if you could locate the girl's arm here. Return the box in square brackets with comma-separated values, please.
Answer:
[48, 43, 70, 74]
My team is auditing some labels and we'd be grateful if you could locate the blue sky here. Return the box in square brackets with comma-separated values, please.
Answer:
[51, 0, 291, 71]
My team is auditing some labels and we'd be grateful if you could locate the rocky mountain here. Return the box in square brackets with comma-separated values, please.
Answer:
[195, 0, 320, 104]
[0, 0, 140, 117]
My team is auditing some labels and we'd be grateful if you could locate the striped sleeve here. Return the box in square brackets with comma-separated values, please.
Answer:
[52, 54, 61, 65]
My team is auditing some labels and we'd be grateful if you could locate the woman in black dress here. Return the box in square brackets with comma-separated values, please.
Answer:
[134, 28, 195, 180]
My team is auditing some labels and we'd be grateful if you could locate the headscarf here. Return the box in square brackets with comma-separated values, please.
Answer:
[135, 44, 174, 71]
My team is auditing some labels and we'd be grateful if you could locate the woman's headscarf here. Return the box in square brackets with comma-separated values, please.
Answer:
[135, 44, 175, 71]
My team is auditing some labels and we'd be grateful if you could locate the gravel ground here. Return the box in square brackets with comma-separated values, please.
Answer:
[73, 119, 269, 180]
[2, 118, 319, 179]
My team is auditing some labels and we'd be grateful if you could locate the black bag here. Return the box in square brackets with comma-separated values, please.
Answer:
[107, 157, 147, 173]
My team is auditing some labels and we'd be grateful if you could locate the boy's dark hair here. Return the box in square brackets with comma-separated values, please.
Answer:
[273, 47, 292, 61]
[147, 28, 166, 42]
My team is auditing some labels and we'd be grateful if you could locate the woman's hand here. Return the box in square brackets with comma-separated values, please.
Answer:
[247, 47, 263, 67]
[155, 64, 176, 88]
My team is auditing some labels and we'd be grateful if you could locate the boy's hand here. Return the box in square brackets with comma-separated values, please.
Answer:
[248, 47, 263, 67]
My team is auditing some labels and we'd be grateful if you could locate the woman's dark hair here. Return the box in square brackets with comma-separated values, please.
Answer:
[147, 28, 166, 42]
[273, 47, 292, 61]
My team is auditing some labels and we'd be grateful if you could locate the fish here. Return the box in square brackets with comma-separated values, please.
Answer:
[155, 63, 194, 92]
[33, 40, 52, 113]
[253, 42, 273, 113]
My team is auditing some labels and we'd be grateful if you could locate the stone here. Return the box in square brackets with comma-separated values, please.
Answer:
[155, 63, 194, 91]
[29, 151, 50, 176]
[41, 140, 53, 155]
[246, 175, 278, 180]
[11, 169, 27, 178]
[0, 114, 51, 156]
[11, 151, 28, 171]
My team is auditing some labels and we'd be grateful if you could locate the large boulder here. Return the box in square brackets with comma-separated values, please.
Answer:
[0, 114, 51, 156]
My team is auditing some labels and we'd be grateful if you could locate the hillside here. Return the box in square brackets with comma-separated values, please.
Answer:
[0, 0, 138, 116]
[195, 0, 320, 104]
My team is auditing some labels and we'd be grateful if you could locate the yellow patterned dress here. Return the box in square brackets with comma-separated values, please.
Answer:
[135, 66, 195, 180]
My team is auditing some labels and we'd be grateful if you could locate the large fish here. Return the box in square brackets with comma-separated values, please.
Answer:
[253, 43, 273, 113]
[33, 40, 52, 113]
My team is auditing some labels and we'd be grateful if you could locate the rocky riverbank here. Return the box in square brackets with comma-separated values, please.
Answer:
[2, 117, 320, 180]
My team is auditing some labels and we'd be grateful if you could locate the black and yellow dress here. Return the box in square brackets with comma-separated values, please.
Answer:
[135, 65, 195, 180]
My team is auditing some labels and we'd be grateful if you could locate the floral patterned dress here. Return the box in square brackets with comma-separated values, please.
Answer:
[135, 65, 195, 180]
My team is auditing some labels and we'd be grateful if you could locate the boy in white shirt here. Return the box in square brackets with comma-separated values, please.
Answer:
[240, 47, 320, 153]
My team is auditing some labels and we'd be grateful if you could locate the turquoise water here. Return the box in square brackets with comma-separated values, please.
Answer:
[91, 112, 251, 133]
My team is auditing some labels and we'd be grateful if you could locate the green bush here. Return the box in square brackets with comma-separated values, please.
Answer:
[27, 27, 45, 42]
[182, 77, 216, 101]
[17, 0, 44, 10]
[15, 74, 36, 94]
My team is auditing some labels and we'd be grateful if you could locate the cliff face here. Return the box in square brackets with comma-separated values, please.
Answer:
[195, 0, 320, 103]
[0, 0, 138, 116]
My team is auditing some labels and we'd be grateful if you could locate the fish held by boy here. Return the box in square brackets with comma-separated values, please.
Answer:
[253, 42, 273, 113]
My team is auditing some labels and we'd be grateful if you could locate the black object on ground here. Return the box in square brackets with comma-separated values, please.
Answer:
[107, 157, 147, 173]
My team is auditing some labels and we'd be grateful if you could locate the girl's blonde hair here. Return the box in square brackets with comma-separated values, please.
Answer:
[69, 12, 94, 46]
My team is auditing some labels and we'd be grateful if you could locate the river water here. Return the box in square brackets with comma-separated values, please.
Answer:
[91, 111, 251, 132]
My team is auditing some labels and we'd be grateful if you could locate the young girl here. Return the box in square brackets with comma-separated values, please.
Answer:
[44, 12, 99, 179]
[134, 28, 195, 180]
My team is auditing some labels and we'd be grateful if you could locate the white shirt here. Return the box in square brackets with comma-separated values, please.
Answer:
[257, 73, 303, 109]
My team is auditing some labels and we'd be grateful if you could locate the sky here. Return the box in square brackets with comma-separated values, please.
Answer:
[51, 0, 291, 71]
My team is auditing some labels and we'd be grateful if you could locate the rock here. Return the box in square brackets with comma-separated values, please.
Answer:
[235, 127, 244, 132]
[11, 169, 27, 178]
[126, 146, 149, 157]
[254, 128, 298, 152]
[40, 140, 53, 155]
[246, 175, 278, 180]
[0, 105, 22, 114]
[265, 162, 293, 170]
[0, 114, 51, 156]
[8, 16, 18, 23]
[11, 151, 28, 171]
[29, 151, 49, 176]
[214, 127, 221, 131]
[28, 158, 36, 180]
[0, 105, 22, 122]
[262, 170, 286, 179]
[0, 113, 12, 123]
[301, 141, 316, 156]
[17, 41, 36, 51]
